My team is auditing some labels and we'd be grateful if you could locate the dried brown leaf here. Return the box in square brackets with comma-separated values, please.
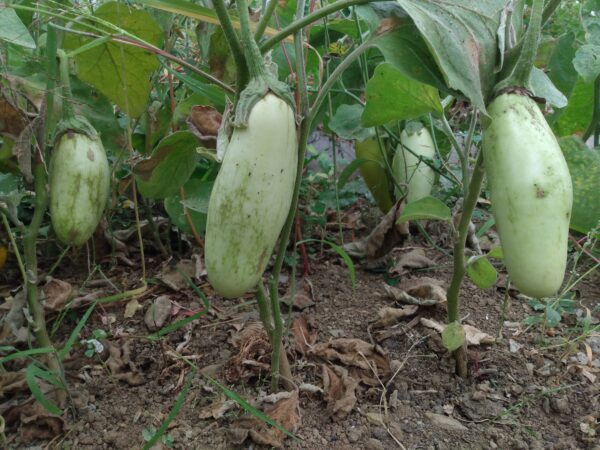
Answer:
[343, 201, 409, 259]
[158, 259, 197, 291]
[144, 295, 172, 331]
[187, 105, 222, 149]
[420, 318, 495, 346]
[281, 278, 315, 310]
[291, 314, 318, 355]
[124, 298, 142, 319]
[372, 305, 419, 328]
[309, 338, 391, 384]
[41, 278, 73, 311]
[384, 280, 446, 306]
[226, 322, 271, 382]
[390, 248, 435, 276]
[229, 390, 301, 448]
[322, 364, 358, 420]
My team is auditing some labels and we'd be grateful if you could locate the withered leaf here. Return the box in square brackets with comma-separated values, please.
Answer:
[291, 314, 318, 355]
[41, 278, 73, 311]
[390, 248, 435, 276]
[343, 200, 409, 259]
[322, 364, 358, 420]
[372, 305, 419, 328]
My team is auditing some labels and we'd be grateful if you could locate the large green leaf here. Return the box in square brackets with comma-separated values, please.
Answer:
[329, 104, 372, 141]
[64, 2, 162, 118]
[394, 0, 506, 113]
[134, 131, 199, 199]
[573, 43, 600, 84]
[373, 23, 448, 93]
[545, 32, 579, 126]
[466, 255, 498, 289]
[0, 7, 35, 49]
[362, 63, 442, 127]
[165, 177, 214, 235]
[559, 136, 600, 233]
[553, 78, 594, 136]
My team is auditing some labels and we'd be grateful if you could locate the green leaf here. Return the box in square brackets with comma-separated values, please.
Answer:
[487, 246, 503, 260]
[164, 178, 213, 234]
[362, 63, 442, 127]
[329, 104, 372, 141]
[0, 347, 55, 364]
[553, 78, 594, 136]
[25, 364, 62, 415]
[0, 173, 19, 193]
[134, 131, 199, 199]
[545, 33, 578, 125]
[442, 321, 465, 352]
[64, 2, 162, 118]
[0, 8, 36, 49]
[58, 302, 97, 361]
[394, 0, 506, 113]
[573, 44, 600, 84]
[466, 256, 498, 289]
[559, 136, 600, 233]
[373, 24, 447, 92]
[337, 158, 367, 190]
[397, 196, 451, 223]
[528, 67, 567, 108]
[544, 305, 562, 328]
[70, 77, 125, 155]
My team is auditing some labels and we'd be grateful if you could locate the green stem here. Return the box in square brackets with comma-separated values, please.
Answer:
[2, 213, 26, 284]
[446, 150, 485, 324]
[236, 0, 268, 79]
[542, 0, 561, 27]
[441, 114, 468, 198]
[582, 74, 600, 144]
[260, 0, 372, 53]
[255, 0, 279, 41]
[212, 0, 248, 94]
[57, 50, 75, 120]
[256, 283, 274, 337]
[461, 111, 479, 196]
[268, 278, 283, 391]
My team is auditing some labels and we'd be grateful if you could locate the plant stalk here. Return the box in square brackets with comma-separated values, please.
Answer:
[211, 0, 249, 95]
[260, 0, 372, 52]
[582, 74, 600, 144]
[255, 0, 279, 41]
[446, 150, 485, 378]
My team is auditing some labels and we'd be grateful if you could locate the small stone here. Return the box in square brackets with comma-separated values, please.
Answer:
[550, 397, 569, 414]
[365, 438, 385, 450]
[490, 440, 498, 449]
[144, 295, 172, 330]
[472, 390, 487, 401]
[425, 412, 468, 431]
[525, 363, 535, 376]
[371, 426, 388, 440]
[509, 339, 522, 353]
[508, 384, 523, 396]
[346, 426, 363, 443]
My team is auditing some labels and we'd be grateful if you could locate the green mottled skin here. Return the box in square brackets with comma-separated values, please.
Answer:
[205, 94, 298, 298]
[49, 131, 110, 246]
[392, 124, 436, 203]
[483, 94, 573, 298]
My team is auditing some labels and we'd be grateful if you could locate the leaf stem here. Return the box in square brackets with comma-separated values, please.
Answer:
[260, 0, 372, 53]
[255, 0, 279, 41]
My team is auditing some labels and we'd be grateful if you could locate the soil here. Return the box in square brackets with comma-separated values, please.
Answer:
[2, 206, 599, 450]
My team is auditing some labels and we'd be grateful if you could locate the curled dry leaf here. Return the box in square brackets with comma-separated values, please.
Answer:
[322, 364, 358, 421]
[144, 295, 172, 331]
[420, 318, 495, 346]
[281, 278, 315, 310]
[124, 298, 143, 319]
[309, 338, 391, 384]
[390, 248, 436, 276]
[158, 259, 198, 291]
[187, 105, 222, 149]
[372, 305, 419, 329]
[41, 278, 73, 311]
[343, 200, 409, 260]
[229, 390, 301, 448]
[226, 322, 272, 383]
[291, 314, 318, 355]
[198, 396, 237, 419]
[2, 399, 64, 442]
[384, 281, 446, 307]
